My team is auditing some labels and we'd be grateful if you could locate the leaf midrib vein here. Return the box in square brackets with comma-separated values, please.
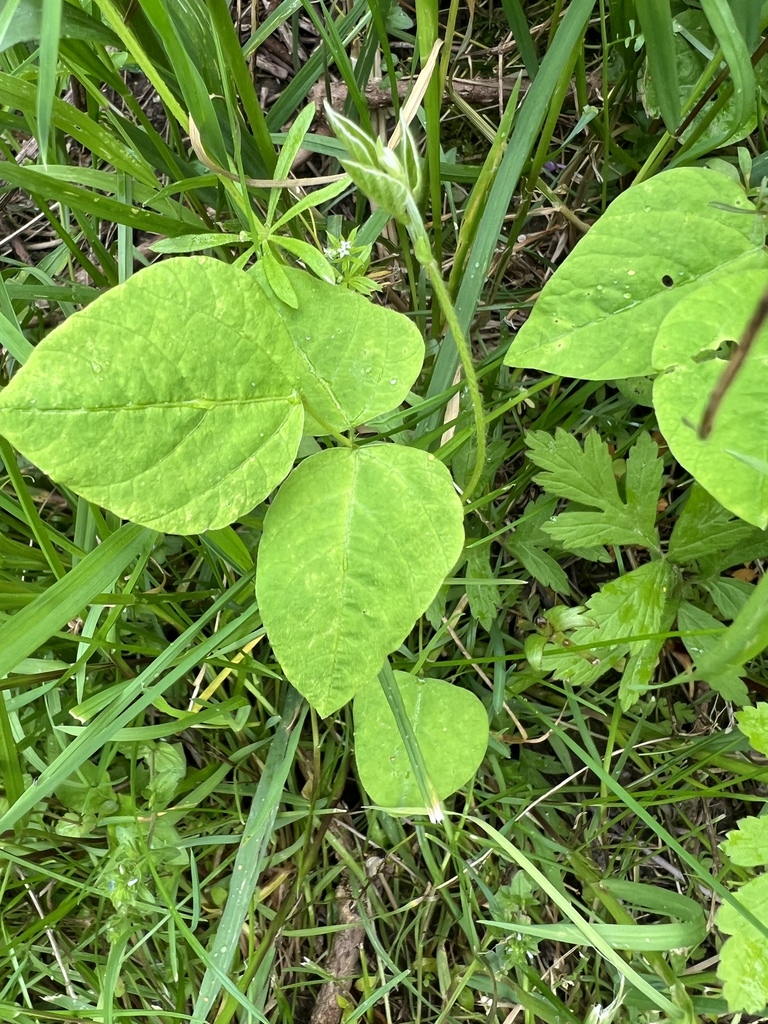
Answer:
[13, 395, 296, 413]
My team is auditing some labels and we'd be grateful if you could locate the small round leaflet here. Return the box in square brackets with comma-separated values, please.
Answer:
[353, 670, 488, 806]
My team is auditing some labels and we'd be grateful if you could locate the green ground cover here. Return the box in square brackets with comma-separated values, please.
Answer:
[2, 1, 768, 1021]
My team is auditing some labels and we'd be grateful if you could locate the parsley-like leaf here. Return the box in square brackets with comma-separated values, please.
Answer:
[525, 430, 662, 555]
[536, 560, 679, 707]
[723, 816, 768, 867]
[717, 873, 768, 1013]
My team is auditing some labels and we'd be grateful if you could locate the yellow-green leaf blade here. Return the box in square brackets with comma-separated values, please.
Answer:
[353, 671, 488, 806]
[506, 168, 766, 380]
[0, 257, 303, 534]
[256, 445, 465, 716]
[255, 265, 425, 434]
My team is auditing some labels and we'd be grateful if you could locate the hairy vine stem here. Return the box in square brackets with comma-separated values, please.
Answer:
[417, 240, 486, 504]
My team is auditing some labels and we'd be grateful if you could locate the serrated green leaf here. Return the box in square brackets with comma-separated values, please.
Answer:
[0, 258, 304, 534]
[539, 560, 677, 699]
[505, 496, 571, 594]
[654, 270, 768, 528]
[701, 577, 754, 620]
[465, 542, 501, 630]
[668, 484, 768, 567]
[737, 704, 768, 757]
[527, 429, 662, 554]
[717, 873, 768, 1013]
[506, 168, 766, 379]
[256, 445, 465, 716]
[254, 265, 424, 435]
[723, 816, 768, 867]
[677, 600, 748, 703]
[353, 671, 488, 805]
[140, 742, 187, 812]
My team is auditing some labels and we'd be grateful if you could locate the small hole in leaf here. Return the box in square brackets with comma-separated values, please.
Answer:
[692, 339, 736, 364]
[662, 274, 674, 288]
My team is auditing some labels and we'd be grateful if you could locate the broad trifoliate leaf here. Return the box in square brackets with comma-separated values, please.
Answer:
[353, 671, 488, 806]
[256, 444, 465, 716]
[0, 257, 304, 533]
[254, 264, 424, 434]
[723, 816, 768, 867]
[505, 168, 767, 379]
[653, 270, 768, 528]
[717, 873, 768, 1013]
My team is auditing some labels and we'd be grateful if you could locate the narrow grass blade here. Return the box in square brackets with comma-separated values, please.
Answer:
[206, 0, 277, 174]
[378, 660, 443, 822]
[700, 0, 756, 140]
[423, 0, 595, 422]
[500, 0, 539, 79]
[448, 78, 521, 298]
[0, 439, 66, 579]
[635, 0, 681, 133]
[0, 574, 256, 830]
[36, 0, 63, 162]
[267, 103, 315, 225]
[527, 707, 768, 943]
[192, 688, 306, 1022]
[0, 694, 24, 806]
[468, 817, 682, 1016]
[0, 523, 151, 682]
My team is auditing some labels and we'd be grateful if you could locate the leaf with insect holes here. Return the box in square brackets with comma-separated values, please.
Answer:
[353, 671, 488, 806]
[253, 264, 424, 435]
[256, 444, 465, 716]
[723, 816, 768, 867]
[525, 429, 663, 556]
[653, 270, 768, 528]
[535, 559, 679, 708]
[717, 873, 768, 1013]
[0, 258, 304, 534]
[505, 167, 767, 379]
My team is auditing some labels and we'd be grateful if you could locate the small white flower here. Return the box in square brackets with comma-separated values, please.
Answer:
[338, 239, 353, 257]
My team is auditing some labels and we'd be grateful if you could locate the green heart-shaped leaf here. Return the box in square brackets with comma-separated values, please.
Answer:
[0, 257, 304, 534]
[505, 167, 767, 379]
[256, 444, 465, 715]
[653, 270, 768, 528]
[254, 265, 424, 434]
[353, 670, 488, 806]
